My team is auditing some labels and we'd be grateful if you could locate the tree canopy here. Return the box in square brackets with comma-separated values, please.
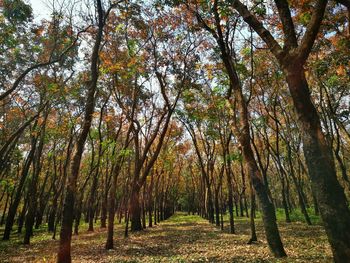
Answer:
[1, 0, 350, 262]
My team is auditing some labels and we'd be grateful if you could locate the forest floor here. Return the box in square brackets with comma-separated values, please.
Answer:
[0, 212, 332, 263]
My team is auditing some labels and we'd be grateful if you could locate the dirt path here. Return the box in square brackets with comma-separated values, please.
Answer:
[1, 213, 332, 262]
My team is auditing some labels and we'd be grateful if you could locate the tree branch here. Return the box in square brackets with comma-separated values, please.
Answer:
[230, 0, 284, 61]
[274, 0, 298, 48]
[296, 0, 328, 63]
[336, 0, 350, 8]
[0, 27, 88, 101]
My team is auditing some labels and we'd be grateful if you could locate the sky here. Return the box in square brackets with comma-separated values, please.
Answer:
[29, 0, 55, 18]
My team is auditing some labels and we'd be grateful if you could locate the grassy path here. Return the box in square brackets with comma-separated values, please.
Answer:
[1, 213, 332, 262]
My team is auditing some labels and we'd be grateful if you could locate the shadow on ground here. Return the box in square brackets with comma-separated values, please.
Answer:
[1, 213, 332, 262]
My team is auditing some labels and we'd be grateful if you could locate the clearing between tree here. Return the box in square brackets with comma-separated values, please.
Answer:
[1, 213, 332, 262]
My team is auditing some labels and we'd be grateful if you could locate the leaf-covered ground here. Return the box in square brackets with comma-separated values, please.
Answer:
[0, 213, 332, 262]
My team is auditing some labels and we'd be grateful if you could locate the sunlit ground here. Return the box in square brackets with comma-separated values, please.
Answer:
[0, 212, 332, 262]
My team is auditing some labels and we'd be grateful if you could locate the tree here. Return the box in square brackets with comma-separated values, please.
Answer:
[57, 0, 108, 261]
[230, 1, 350, 260]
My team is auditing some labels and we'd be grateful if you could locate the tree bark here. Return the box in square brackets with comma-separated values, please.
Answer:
[3, 134, 37, 240]
[105, 161, 122, 249]
[285, 67, 350, 261]
[57, 0, 104, 261]
[24, 107, 49, 244]
[130, 186, 142, 231]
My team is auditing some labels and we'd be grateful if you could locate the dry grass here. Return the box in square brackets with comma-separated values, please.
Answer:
[0, 213, 332, 262]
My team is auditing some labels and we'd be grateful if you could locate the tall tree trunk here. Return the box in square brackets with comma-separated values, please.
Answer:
[281, 179, 291, 223]
[220, 45, 286, 257]
[100, 166, 109, 228]
[130, 186, 142, 231]
[18, 195, 28, 233]
[225, 156, 235, 233]
[57, 1, 104, 261]
[35, 167, 50, 229]
[142, 186, 146, 229]
[285, 68, 350, 261]
[214, 189, 220, 227]
[3, 135, 37, 240]
[48, 197, 58, 232]
[230, 0, 350, 259]
[206, 185, 214, 224]
[73, 195, 83, 235]
[248, 181, 257, 244]
[24, 108, 48, 244]
[105, 163, 120, 249]
[148, 173, 154, 228]
[88, 174, 99, 232]
[312, 191, 319, 216]
[0, 192, 10, 226]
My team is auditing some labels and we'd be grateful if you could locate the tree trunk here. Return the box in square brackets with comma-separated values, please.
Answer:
[285, 68, 350, 261]
[154, 199, 157, 225]
[221, 51, 286, 257]
[148, 174, 154, 228]
[100, 171, 108, 228]
[226, 167, 235, 234]
[3, 136, 37, 240]
[142, 186, 146, 229]
[248, 184, 257, 244]
[88, 175, 98, 232]
[24, 110, 48, 244]
[281, 180, 291, 223]
[0, 192, 10, 226]
[48, 195, 58, 232]
[17, 196, 28, 233]
[207, 186, 214, 224]
[73, 196, 83, 235]
[312, 191, 319, 216]
[286, 143, 312, 225]
[214, 189, 220, 227]
[105, 163, 120, 249]
[57, 0, 104, 261]
[130, 187, 142, 231]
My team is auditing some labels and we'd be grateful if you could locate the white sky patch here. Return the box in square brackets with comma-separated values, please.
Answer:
[28, 0, 51, 19]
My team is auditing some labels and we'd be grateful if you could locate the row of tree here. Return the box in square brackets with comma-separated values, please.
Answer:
[1, 0, 350, 262]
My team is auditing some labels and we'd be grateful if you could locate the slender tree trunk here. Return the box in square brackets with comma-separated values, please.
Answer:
[207, 186, 214, 224]
[0, 192, 10, 226]
[248, 182, 257, 244]
[298, 188, 312, 225]
[312, 192, 319, 216]
[214, 189, 220, 226]
[57, 1, 104, 260]
[88, 175, 98, 232]
[73, 196, 83, 235]
[222, 54, 286, 257]
[3, 135, 37, 240]
[239, 195, 244, 217]
[234, 198, 239, 217]
[18, 196, 28, 233]
[286, 144, 312, 225]
[142, 187, 146, 229]
[148, 174, 154, 227]
[35, 168, 50, 229]
[154, 199, 157, 225]
[124, 208, 129, 238]
[281, 180, 291, 223]
[100, 169, 108, 228]
[24, 110, 48, 244]
[220, 186, 224, 231]
[105, 162, 121, 249]
[226, 166, 235, 234]
[48, 198, 57, 232]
